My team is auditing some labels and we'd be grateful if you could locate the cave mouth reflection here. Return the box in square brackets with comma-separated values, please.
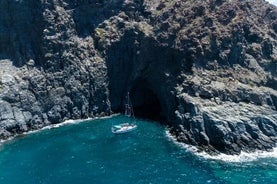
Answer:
[129, 79, 165, 122]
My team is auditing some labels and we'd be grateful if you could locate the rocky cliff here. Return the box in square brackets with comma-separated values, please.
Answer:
[0, 0, 277, 155]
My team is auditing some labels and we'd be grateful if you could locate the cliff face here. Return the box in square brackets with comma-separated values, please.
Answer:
[0, 0, 111, 137]
[0, 0, 277, 155]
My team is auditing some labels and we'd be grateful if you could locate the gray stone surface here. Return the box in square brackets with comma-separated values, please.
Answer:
[0, 0, 277, 155]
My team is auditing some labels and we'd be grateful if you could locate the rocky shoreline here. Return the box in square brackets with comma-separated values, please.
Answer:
[0, 0, 277, 155]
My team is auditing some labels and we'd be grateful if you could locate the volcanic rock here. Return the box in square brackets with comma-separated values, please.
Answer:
[0, 0, 277, 154]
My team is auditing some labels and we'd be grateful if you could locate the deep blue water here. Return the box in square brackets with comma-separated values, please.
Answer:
[0, 115, 276, 184]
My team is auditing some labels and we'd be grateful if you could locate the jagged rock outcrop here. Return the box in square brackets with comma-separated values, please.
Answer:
[0, 0, 111, 138]
[0, 0, 277, 155]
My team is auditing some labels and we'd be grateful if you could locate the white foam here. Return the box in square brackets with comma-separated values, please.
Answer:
[0, 114, 120, 145]
[198, 148, 277, 162]
[0, 136, 15, 144]
[165, 130, 277, 162]
[23, 118, 92, 135]
[266, 0, 277, 6]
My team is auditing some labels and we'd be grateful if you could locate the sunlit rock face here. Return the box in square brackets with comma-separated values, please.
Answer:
[0, 0, 277, 154]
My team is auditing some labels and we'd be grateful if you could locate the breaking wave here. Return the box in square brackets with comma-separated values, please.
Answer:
[165, 129, 277, 162]
[0, 114, 119, 145]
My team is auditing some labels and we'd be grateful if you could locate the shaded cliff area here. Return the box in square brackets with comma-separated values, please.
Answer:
[0, 0, 277, 155]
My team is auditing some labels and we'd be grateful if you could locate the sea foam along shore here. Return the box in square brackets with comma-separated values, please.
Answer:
[0, 113, 120, 145]
[165, 130, 277, 163]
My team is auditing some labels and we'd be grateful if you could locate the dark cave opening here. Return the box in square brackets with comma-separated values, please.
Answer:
[129, 79, 166, 122]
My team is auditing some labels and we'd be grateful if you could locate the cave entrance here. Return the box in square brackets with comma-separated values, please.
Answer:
[129, 79, 165, 122]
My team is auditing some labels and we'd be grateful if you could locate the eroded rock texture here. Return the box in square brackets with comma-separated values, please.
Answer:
[0, 0, 277, 154]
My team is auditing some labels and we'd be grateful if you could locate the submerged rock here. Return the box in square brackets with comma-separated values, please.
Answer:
[0, 0, 277, 155]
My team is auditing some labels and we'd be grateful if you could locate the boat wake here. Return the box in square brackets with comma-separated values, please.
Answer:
[165, 130, 277, 162]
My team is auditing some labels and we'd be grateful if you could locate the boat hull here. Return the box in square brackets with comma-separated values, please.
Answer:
[112, 124, 137, 134]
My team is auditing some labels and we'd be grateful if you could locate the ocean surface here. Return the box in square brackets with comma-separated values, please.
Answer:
[0, 115, 276, 184]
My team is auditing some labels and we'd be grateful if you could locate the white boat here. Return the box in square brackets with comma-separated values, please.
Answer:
[112, 92, 137, 134]
[112, 123, 137, 134]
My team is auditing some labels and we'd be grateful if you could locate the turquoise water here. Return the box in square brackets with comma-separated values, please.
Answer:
[0, 115, 276, 184]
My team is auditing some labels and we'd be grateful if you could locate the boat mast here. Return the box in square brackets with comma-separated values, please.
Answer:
[125, 92, 130, 117]
[128, 92, 135, 119]
[124, 92, 135, 118]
